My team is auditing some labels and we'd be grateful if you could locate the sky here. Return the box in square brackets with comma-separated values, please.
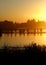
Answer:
[0, 0, 46, 23]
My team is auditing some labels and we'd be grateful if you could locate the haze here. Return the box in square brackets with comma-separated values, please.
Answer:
[0, 0, 46, 23]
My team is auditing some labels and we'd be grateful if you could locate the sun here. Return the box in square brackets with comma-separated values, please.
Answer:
[43, 14, 46, 19]
[42, 14, 46, 21]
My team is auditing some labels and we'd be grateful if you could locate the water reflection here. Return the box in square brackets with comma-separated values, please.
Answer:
[0, 32, 43, 37]
[0, 33, 46, 48]
[14, 33, 42, 36]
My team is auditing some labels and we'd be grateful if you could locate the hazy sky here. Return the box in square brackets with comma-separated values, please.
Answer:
[0, 0, 46, 22]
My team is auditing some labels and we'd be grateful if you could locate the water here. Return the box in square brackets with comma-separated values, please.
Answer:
[0, 33, 46, 48]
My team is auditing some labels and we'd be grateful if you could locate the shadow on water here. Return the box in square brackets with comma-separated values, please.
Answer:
[0, 31, 2, 37]
[0, 31, 43, 38]
[0, 33, 2, 37]
[19, 33, 25, 36]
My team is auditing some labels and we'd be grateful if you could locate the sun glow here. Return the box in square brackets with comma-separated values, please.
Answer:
[42, 14, 46, 21]
[41, 4, 46, 22]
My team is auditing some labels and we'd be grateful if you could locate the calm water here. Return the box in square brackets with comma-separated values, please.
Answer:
[0, 33, 46, 48]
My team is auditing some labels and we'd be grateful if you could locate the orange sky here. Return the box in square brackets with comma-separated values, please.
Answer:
[0, 0, 46, 23]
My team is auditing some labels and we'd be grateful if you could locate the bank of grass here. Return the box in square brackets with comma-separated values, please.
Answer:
[0, 43, 46, 64]
[0, 43, 46, 54]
